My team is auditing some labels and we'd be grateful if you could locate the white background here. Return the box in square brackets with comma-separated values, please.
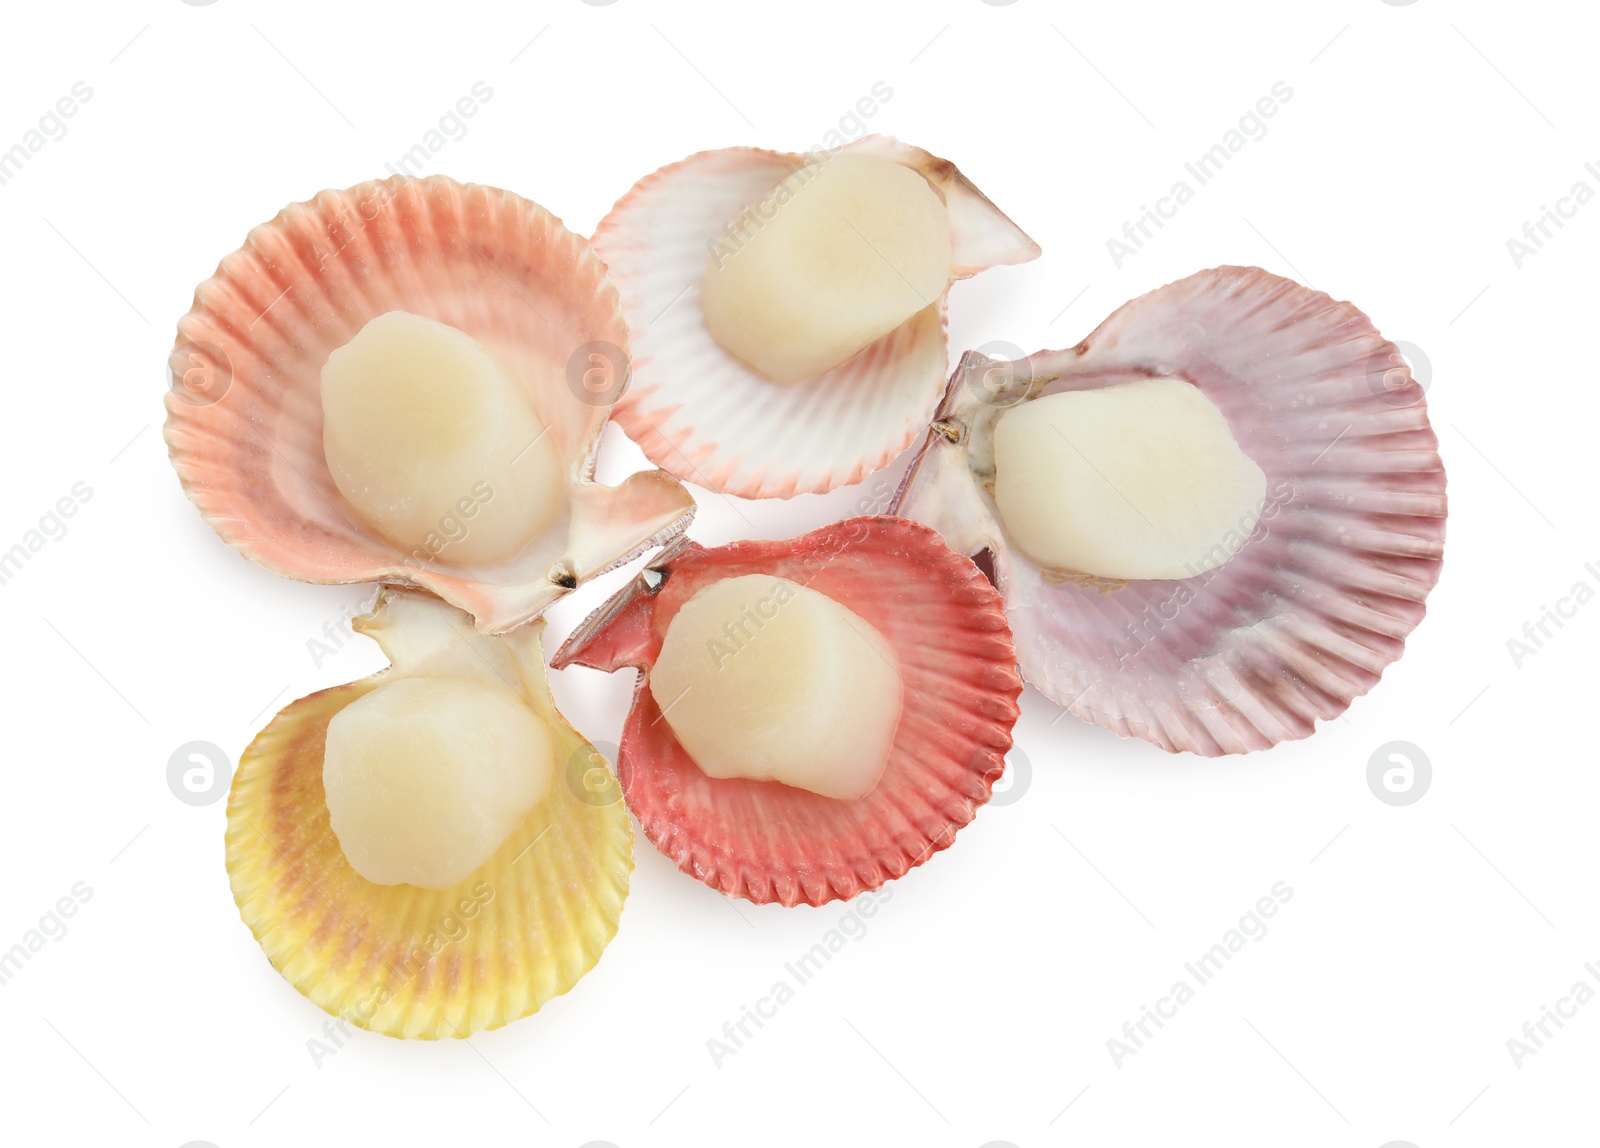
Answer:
[0, 1, 1593, 1145]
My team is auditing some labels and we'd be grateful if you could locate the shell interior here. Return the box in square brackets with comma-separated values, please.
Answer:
[225, 589, 632, 1039]
[592, 135, 1040, 498]
[165, 174, 695, 633]
[893, 266, 1447, 755]
[553, 517, 1023, 906]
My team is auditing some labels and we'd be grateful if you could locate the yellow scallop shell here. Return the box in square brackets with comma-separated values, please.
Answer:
[225, 589, 632, 1039]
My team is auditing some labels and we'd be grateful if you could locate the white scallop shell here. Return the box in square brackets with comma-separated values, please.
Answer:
[592, 136, 1040, 498]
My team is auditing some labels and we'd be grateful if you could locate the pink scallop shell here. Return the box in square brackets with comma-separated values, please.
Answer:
[892, 266, 1447, 755]
[551, 517, 1023, 906]
[164, 175, 696, 634]
[591, 136, 1040, 499]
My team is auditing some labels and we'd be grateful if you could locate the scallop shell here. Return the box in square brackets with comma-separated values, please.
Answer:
[892, 266, 1447, 756]
[551, 517, 1022, 906]
[165, 175, 696, 634]
[591, 135, 1040, 498]
[226, 588, 632, 1039]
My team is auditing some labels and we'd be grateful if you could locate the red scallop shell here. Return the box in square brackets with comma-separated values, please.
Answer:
[552, 517, 1022, 906]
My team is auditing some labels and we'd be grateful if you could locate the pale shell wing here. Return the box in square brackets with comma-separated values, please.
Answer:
[840, 134, 1041, 275]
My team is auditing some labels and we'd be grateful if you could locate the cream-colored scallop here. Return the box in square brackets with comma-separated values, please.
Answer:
[323, 675, 554, 888]
[992, 378, 1268, 580]
[701, 154, 952, 384]
[649, 574, 902, 800]
[321, 311, 564, 566]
